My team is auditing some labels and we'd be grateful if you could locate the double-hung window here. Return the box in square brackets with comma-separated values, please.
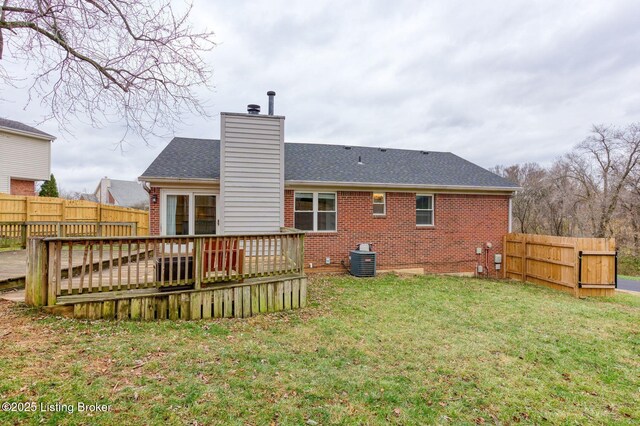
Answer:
[373, 193, 386, 215]
[295, 192, 336, 231]
[416, 194, 434, 226]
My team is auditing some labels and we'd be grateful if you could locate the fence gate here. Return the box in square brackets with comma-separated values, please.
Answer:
[503, 233, 617, 297]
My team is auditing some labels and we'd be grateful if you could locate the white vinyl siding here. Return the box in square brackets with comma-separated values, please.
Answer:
[219, 114, 284, 234]
[0, 131, 51, 193]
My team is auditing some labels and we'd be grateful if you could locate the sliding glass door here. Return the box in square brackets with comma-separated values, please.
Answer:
[163, 192, 217, 236]
[195, 195, 216, 235]
[165, 195, 190, 235]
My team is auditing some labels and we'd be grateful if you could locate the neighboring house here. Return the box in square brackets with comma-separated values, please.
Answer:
[81, 178, 149, 209]
[0, 118, 55, 196]
[140, 99, 519, 274]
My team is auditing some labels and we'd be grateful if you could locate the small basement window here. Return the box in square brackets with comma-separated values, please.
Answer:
[373, 193, 386, 215]
[416, 194, 434, 226]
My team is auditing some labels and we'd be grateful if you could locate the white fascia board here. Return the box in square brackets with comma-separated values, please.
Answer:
[0, 126, 56, 141]
[138, 176, 219, 186]
[285, 180, 521, 193]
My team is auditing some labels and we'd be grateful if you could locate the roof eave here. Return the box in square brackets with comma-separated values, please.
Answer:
[138, 176, 220, 185]
[0, 125, 56, 141]
[285, 180, 521, 192]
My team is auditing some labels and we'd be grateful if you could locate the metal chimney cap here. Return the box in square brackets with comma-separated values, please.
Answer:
[247, 104, 261, 114]
[267, 91, 276, 96]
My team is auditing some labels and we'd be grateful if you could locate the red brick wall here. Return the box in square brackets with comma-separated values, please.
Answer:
[285, 190, 509, 274]
[10, 179, 35, 196]
[149, 186, 160, 235]
[148, 187, 510, 274]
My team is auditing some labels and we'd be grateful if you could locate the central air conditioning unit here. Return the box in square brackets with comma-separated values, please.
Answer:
[350, 244, 376, 277]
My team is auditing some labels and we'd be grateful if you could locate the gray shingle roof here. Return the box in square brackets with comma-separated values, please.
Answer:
[140, 137, 518, 189]
[141, 137, 219, 180]
[0, 117, 54, 139]
[79, 193, 98, 202]
[108, 179, 149, 208]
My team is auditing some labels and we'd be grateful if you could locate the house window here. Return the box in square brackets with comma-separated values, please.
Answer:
[373, 193, 386, 215]
[416, 194, 434, 226]
[295, 192, 336, 232]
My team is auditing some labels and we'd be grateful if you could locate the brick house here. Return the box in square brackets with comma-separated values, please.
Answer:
[0, 118, 55, 196]
[139, 96, 518, 275]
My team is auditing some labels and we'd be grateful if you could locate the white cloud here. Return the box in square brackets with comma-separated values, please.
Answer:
[1, 0, 639, 190]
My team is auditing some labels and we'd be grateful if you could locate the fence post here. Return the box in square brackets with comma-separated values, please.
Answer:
[132, 222, 138, 236]
[20, 223, 27, 248]
[194, 238, 203, 289]
[299, 233, 305, 274]
[521, 236, 527, 283]
[25, 238, 48, 307]
[25, 197, 32, 222]
[502, 234, 507, 279]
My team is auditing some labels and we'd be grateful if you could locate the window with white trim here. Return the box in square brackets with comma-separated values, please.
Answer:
[373, 192, 386, 215]
[416, 194, 434, 226]
[295, 192, 336, 231]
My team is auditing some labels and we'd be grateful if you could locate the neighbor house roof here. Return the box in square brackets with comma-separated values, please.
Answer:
[0, 117, 55, 140]
[79, 193, 99, 202]
[106, 179, 149, 208]
[140, 137, 518, 190]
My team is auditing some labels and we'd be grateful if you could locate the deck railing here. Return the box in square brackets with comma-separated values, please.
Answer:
[25, 231, 305, 307]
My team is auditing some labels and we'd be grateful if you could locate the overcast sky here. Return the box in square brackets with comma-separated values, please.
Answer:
[2, 0, 640, 192]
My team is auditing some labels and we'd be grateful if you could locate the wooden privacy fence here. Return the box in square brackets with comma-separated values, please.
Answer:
[0, 222, 138, 247]
[0, 194, 148, 247]
[25, 231, 306, 320]
[503, 233, 617, 297]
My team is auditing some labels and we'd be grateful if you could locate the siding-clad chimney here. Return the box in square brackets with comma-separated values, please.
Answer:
[219, 109, 285, 234]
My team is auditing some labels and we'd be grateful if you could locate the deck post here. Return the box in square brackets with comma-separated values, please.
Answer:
[20, 223, 27, 248]
[25, 238, 48, 307]
[194, 238, 203, 289]
[299, 233, 305, 274]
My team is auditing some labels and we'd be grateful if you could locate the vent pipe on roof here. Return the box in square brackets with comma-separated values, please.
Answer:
[358, 155, 363, 165]
[267, 91, 276, 115]
[247, 104, 260, 114]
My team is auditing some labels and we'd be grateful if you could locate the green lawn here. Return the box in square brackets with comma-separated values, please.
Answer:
[1, 275, 639, 425]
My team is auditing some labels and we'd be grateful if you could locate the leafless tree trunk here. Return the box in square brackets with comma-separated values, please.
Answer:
[0, 1, 215, 141]
[491, 163, 547, 234]
[563, 124, 640, 238]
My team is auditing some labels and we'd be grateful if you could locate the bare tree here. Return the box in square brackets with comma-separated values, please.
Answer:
[58, 187, 81, 200]
[563, 124, 640, 238]
[542, 161, 581, 236]
[492, 163, 547, 233]
[0, 1, 215, 141]
[619, 167, 640, 255]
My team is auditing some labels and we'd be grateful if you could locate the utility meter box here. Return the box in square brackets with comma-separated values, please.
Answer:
[494, 254, 502, 264]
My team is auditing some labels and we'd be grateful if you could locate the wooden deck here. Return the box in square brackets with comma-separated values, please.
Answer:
[23, 231, 307, 320]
